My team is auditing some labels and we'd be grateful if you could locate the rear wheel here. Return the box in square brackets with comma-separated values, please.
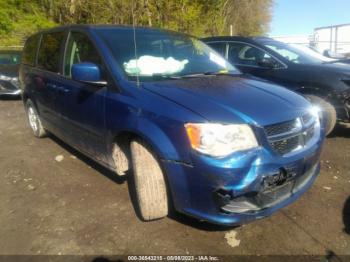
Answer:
[305, 95, 337, 135]
[25, 100, 47, 138]
[130, 139, 169, 221]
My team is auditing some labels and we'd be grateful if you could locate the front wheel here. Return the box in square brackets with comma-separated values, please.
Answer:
[305, 95, 337, 135]
[130, 139, 169, 221]
[25, 100, 47, 138]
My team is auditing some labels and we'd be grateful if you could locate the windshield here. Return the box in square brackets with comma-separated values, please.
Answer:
[97, 28, 238, 81]
[261, 41, 326, 64]
[0, 52, 21, 65]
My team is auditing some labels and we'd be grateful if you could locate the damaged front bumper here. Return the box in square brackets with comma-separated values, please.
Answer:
[217, 163, 317, 214]
[162, 134, 323, 226]
[334, 87, 350, 121]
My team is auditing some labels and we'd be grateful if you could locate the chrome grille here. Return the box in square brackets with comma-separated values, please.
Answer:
[264, 119, 298, 137]
[264, 113, 318, 155]
[270, 135, 300, 155]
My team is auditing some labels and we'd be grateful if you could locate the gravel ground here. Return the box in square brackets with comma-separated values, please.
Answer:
[0, 99, 349, 258]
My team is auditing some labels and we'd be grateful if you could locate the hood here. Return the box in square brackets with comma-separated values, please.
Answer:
[143, 75, 311, 126]
[0, 64, 19, 78]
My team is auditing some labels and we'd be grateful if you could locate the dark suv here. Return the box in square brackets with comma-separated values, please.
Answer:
[203, 36, 350, 135]
[19, 25, 324, 226]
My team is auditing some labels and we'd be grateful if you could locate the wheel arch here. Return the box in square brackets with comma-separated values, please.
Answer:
[296, 86, 331, 98]
[107, 114, 190, 165]
[109, 128, 179, 213]
[22, 93, 41, 116]
[22, 92, 29, 103]
[108, 126, 184, 168]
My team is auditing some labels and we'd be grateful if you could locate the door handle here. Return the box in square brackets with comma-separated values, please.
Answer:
[56, 86, 69, 94]
[46, 83, 57, 89]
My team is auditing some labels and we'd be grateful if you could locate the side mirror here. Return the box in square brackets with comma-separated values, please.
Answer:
[71, 62, 107, 85]
[258, 58, 277, 69]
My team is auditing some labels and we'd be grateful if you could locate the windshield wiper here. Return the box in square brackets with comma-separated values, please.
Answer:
[151, 74, 184, 80]
[174, 71, 241, 78]
[323, 58, 350, 64]
[202, 71, 242, 76]
[151, 71, 241, 80]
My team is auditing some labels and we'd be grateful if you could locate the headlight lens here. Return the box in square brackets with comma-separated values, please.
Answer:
[0, 74, 11, 81]
[185, 123, 258, 157]
[0, 75, 19, 88]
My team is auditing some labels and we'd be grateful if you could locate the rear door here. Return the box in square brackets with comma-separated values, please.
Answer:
[35, 31, 66, 131]
[56, 31, 108, 161]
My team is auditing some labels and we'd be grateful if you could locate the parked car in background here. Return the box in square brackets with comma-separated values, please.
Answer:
[20, 25, 324, 226]
[0, 50, 21, 97]
[323, 50, 350, 64]
[324, 58, 350, 65]
[203, 36, 350, 135]
[291, 44, 336, 62]
[323, 49, 348, 59]
[294, 45, 350, 65]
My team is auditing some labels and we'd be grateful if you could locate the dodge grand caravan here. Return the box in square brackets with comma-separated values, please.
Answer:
[19, 25, 325, 226]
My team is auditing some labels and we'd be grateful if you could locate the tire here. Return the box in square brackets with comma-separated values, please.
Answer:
[25, 100, 47, 138]
[305, 95, 337, 135]
[130, 139, 168, 221]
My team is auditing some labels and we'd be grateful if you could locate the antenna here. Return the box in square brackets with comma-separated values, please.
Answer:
[132, 0, 140, 87]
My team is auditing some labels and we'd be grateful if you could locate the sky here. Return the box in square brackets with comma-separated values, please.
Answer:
[270, 0, 350, 36]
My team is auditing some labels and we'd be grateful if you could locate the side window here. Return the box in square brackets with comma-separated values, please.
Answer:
[207, 42, 227, 57]
[228, 42, 276, 67]
[22, 34, 40, 66]
[37, 32, 65, 73]
[64, 32, 102, 78]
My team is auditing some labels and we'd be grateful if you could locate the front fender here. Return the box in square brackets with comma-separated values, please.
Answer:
[104, 87, 204, 167]
[108, 116, 188, 162]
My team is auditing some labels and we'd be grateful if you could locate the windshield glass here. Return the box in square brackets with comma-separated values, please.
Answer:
[261, 41, 325, 64]
[97, 28, 238, 81]
[0, 52, 21, 65]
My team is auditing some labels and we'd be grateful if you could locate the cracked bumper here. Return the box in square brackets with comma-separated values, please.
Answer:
[162, 137, 323, 226]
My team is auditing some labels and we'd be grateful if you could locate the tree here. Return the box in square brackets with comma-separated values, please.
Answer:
[0, 0, 273, 47]
[219, 0, 273, 36]
[0, 0, 56, 46]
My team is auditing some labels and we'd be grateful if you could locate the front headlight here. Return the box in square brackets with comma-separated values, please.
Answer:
[0, 74, 11, 81]
[0, 75, 19, 87]
[185, 123, 258, 157]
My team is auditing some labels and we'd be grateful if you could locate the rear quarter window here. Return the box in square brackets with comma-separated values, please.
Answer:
[37, 32, 66, 73]
[22, 35, 40, 66]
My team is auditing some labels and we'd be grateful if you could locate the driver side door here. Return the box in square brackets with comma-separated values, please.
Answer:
[225, 42, 292, 86]
[227, 42, 277, 73]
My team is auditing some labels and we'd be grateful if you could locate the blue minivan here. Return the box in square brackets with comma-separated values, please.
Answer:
[20, 25, 325, 225]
